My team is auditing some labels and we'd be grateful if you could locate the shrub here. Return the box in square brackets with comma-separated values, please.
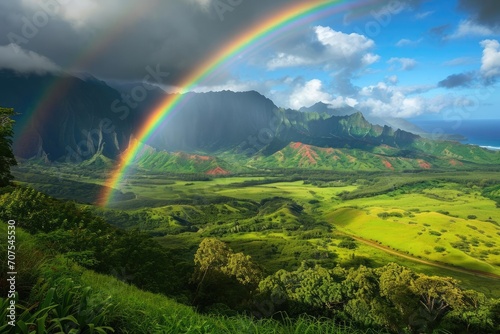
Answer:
[338, 240, 357, 249]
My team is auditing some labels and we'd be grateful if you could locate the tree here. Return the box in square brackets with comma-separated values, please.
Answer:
[192, 237, 231, 284]
[258, 261, 345, 317]
[0, 107, 17, 186]
[408, 275, 471, 333]
[377, 263, 420, 332]
[191, 238, 261, 310]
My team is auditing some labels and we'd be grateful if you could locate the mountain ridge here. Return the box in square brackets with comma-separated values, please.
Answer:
[1, 70, 498, 173]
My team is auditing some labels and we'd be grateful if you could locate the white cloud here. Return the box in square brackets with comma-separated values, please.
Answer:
[385, 75, 399, 84]
[289, 79, 332, 109]
[362, 53, 381, 66]
[358, 82, 469, 118]
[388, 57, 417, 71]
[396, 38, 422, 47]
[328, 96, 358, 108]
[443, 57, 476, 66]
[314, 26, 375, 59]
[480, 39, 500, 79]
[287, 79, 361, 110]
[266, 26, 377, 71]
[0, 43, 60, 74]
[449, 20, 494, 39]
[415, 11, 434, 19]
[267, 53, 312, 70]
[265, 26, 379, 97]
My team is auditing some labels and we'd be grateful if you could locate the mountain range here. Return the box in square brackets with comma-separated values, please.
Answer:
[1, 70, 498, 173]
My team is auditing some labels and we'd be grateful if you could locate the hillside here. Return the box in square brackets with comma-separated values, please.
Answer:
[3, 70, 499, 173]
[1, 184, 499, 333]
[250, 142, 463, 171]
[0, 216, 375, 334]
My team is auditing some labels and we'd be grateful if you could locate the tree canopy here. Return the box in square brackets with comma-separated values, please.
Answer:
[0, 107, 16, 186]
[192, 237, 261, 310]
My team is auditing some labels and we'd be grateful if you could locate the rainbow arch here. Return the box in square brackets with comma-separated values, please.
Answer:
[15, 2, 154, 154]
[99, 0, 373, 206]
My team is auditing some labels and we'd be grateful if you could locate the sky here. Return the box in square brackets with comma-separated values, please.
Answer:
[0, 0, 500, 120]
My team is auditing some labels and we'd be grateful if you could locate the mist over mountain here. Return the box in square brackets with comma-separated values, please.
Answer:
[300, 102, 428, 136]
[1, 70, 498, 171]
[0, 70, 133, 160]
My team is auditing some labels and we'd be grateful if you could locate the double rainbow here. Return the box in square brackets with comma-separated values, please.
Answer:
[99, 0, 373, 206]
[15, 1, 154, 154]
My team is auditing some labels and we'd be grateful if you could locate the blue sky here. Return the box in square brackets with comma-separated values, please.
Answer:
[1, 0, 499, 120]
[193, 0, 500, 120]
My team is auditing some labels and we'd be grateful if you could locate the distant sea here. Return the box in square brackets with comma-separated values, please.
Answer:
[412, 119, 500, 151]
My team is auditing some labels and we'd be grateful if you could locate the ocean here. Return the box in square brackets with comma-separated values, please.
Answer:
[412, 119, 500, 151]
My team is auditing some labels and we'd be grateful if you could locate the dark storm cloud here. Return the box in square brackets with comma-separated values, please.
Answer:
[438, 72, 475, 89]
[458, 0, 500, 31]
[0, 0, 336, 84]
[0, 0, 427, 85]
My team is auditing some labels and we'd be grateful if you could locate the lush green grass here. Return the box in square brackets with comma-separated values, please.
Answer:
[0, 221, 385, 333]
[11, 165, 500, 300]
[80, 269, 382, 333]
[323, 184, 500, 275]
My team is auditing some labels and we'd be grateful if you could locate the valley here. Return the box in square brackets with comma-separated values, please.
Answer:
[12, 163, 500, 299]
[3, 75, 500, 330]
[2, 0, 500, 331]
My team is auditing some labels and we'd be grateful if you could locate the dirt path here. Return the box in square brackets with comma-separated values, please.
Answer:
[338, 232, 500, 280]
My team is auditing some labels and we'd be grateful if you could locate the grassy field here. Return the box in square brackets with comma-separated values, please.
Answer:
[0, 223, 387, 334]
[11, 165, 500, 298]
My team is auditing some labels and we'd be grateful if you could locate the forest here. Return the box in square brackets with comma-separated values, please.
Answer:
[1, 106, 499, 333]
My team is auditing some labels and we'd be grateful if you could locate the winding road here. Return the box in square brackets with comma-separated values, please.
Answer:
[338, 231, 500, 280]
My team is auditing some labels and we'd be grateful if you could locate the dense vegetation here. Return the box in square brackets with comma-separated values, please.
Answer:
[1, 184, 499, 333]
[1, 219, 386, 334]
[1, 108, 499, 333]
[0, 107, 16, 186]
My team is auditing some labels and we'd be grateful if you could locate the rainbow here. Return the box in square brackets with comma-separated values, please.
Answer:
[99, 0, 375, 206]
[14, 1, 154, 155]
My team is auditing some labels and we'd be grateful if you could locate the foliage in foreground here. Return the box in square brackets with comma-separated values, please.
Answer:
[0, 278, 114, 334]
[0, 245, 385, 333]
[0, 107, 17, 186]
[0, 186, 186, 297]
[258, 261, 500, 333]
[1, 185, 499, 333]
[190, 237, 500, 333]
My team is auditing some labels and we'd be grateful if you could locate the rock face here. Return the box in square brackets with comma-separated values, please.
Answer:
[2, 70, 498, 170]
[0, 70, 135, 160]
[1, 70, 415, 160]
[148, 90, 280, 153]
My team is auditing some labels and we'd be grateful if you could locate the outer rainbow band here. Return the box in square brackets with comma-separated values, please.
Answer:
[99, 0, 373, 206]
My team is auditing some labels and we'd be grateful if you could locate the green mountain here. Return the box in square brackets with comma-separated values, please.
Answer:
[113, 102, 500, 173]
[249, 141, 479, 171]
[2, 70, 499, 172]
